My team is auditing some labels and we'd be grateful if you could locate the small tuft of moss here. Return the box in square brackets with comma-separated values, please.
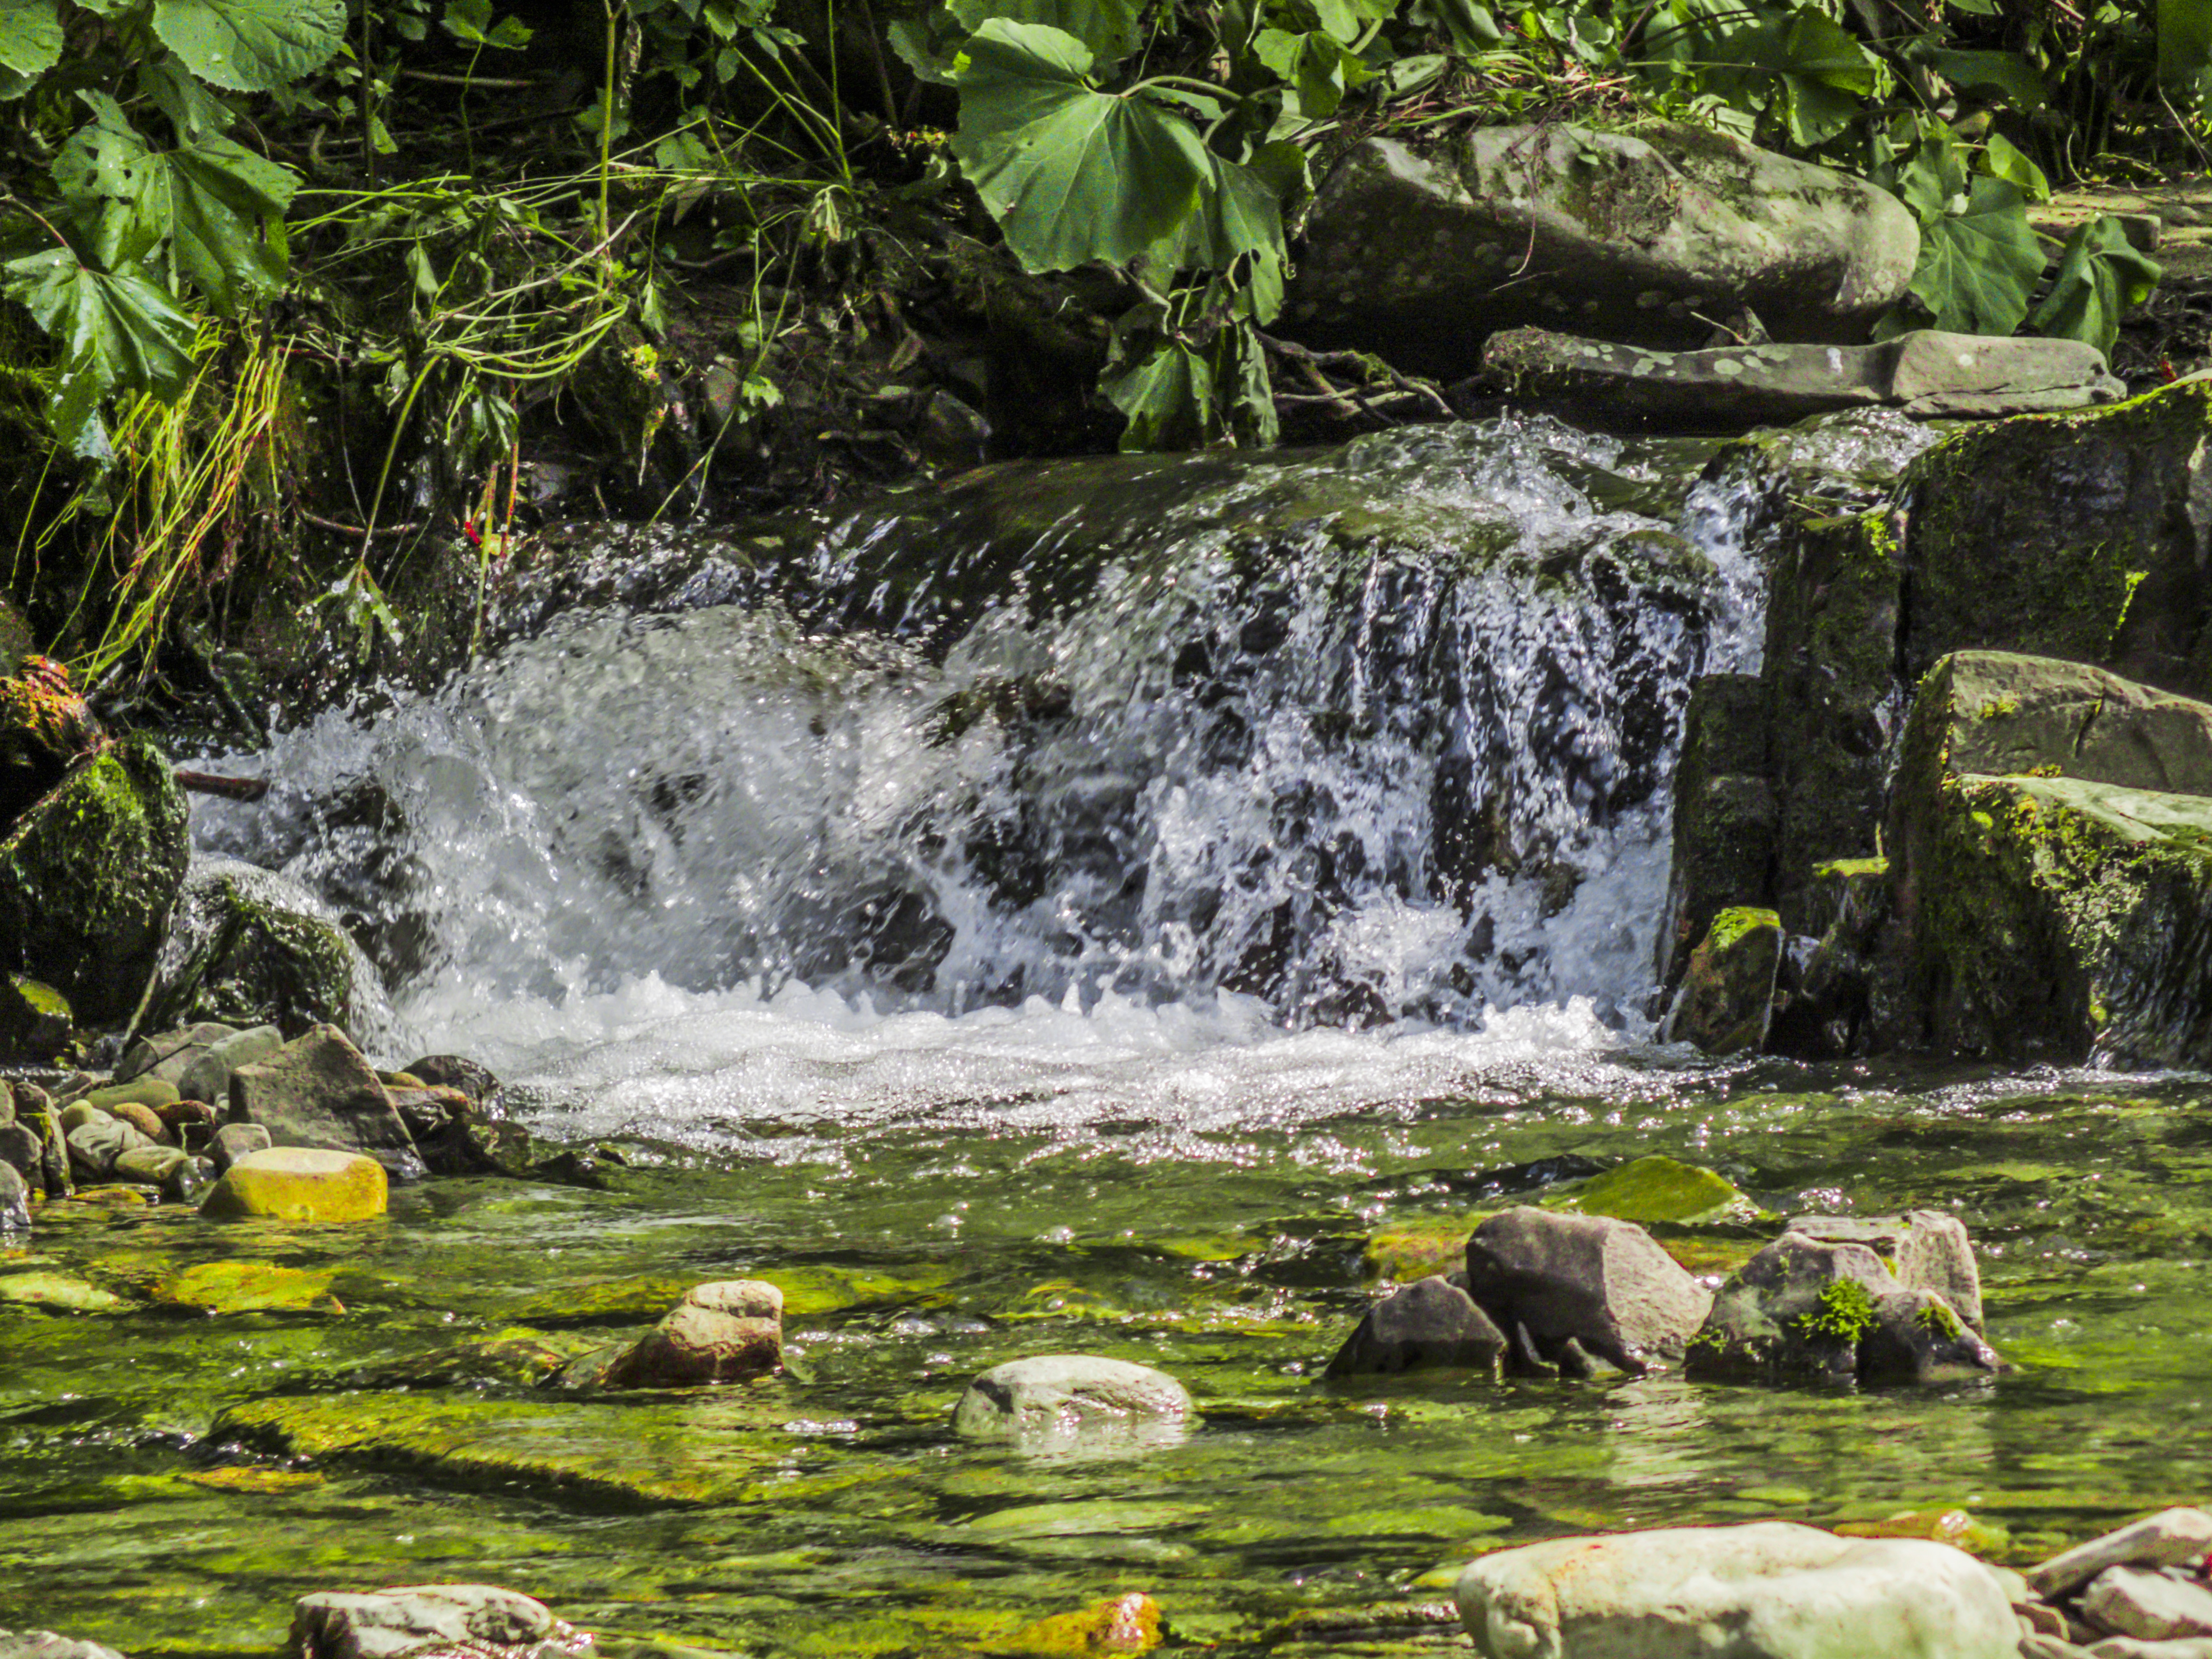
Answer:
[1797, 1278, 1877, 1344]
[1914, 1300, 1962, 1340]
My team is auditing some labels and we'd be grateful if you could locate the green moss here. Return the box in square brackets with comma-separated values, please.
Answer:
[1550, 1155, 1756, 1226]
[1976, 697, 2018, 719]
[1796, 1278, 1877, 1343]
[1914, 1300, 1962, 1340]
[1707, 906, 1776, 952]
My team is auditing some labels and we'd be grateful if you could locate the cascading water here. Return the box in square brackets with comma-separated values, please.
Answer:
[187, 411, 1938, 1138]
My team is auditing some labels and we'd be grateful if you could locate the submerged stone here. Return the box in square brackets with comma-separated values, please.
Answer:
[1454, 1521, 2020, 1659]
[200, 1146, 388, 1224]
[291, 1584, 591, 1659]
[1008, 1593, 1162, 1656]
[152, 1261, 342, 1314]
[953, 1356, 1193, 1451]
[0, 1271, 126, 1312]
[1549, 1154, 1755, 1226]
[1662, 906, 1782, 1055]
[602, 1280, 783, 1389]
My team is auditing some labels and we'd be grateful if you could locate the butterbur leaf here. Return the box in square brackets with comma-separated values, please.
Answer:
[1891, 175, 2046, 338]
[151, 0, 347, 93]
[0, 0, 60, 84]
[445, 0, 534, 48]
[1773, 10, 1878, 147]
[949, 0, 1139, 71]
[1105, 332, 1212, 451]
[3, 241, 195, 459]
[1254, 26, 1360, 118]
[2160, 0, 2212, 101]
[1923, 46, 2048, 109]
[1981, 132, 2048, 201]
[950, 19, 1210, 273]
[887, 12, 962, 84]
[2030, 216, 2162, 358]
[138, 57, 237, 136]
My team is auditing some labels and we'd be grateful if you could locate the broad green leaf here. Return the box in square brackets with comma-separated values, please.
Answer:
[950, 19, 1210, 273]
[445, 0, 535, 48]
[888, 11, 961, 85]
[1890, 124, 1970, 220]
[2030, 216, 2162, 357]
[55, 96, 299, 314]
[138, 56, 237, 136]
[1254, 26, 1354, 116]
[1982, 132, 2048, 201]
[3, 241, 195, 460]
[151, 0, 347, 93]
[1104, 333, 1211, 451]
[1894, 176, 2046, 337]
[0, 0, 61, 84]
[2160, 0, 2212, 101]
[1924, 47, 2048, 109]
[950, 0, 1139, 70]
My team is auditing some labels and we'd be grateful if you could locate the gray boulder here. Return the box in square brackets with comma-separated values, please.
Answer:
[209, 1121, 273, 1174]
[290, 1585, 590, 1659]
[178, 1023, 283, 1106]
[1686, 1231, 1997, 1383]
[1481, 327, 2124, 428]
[0, 1635, 128, 1659]
[1454, 1521, 2020, 1659]
[228, 1024, 423, 1181]
[0, 1121, 41, 1186]
[2082, 1568, 2212, 1643]
[66, 1115, 153, 1182]
[116, 1022, 238, 1087]
[0, 1160, 26, 1230]
[2030, 1509, 2212, 1599]
[1285, 123, 1917, 377]
[601, 1281, 783, 1389]
[1661, 905, 1782, 1055]
[1325, 1274, 1508, 1377]
[953, 1355, 1193, 1452]
[1785, 1211, 1984, 1333]
[150, 863, 357, 1040]
[1461, 1207, 1711, 1373]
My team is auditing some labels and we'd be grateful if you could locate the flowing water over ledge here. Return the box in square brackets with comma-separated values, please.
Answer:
[12, 412, 2210, 1657]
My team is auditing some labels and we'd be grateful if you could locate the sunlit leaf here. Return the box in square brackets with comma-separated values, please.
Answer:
[2030, 215, 2162, 357]
[151, 0, 347, 93]
[1889, 176, 2046, 338]
[0, 0, 61, 86]
[950, 0, 1140, 70]
[2, 240, 195, 460]
[1982, 132, 2049, 201]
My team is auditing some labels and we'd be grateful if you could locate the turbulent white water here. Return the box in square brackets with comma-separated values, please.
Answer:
[187, 412, 1940, 1142]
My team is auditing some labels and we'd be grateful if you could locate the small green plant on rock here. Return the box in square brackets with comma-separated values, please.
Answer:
[1914, 1300, 1962, 1341]
[1796, 1277, 1877, 1345]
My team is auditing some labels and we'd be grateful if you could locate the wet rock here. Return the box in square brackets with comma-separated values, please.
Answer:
[954, 1355, 1193, 1449]
[178, 1023, 283, 1106]
[155, 1260, 340, 1315]
[1324, 1274, 1508, 1377]
[0, 654, 106, 829]
[1786, 1211, 1984, 1333]
[200, 1146, 389, 1223]
[1009, 1592, 1161, 1656]
[116, 1021, 237, 1086]
[102, 1100, 171, 1145]
[0, 735, 190, 1023]
[1901, 381, 2212, 702]
[1482, 328, 2123, 429]
[228, 1025, 423, 1179]
[1686, 1230, 1997, 1383]
[151, 864, 356, 1039]
[1661, 906, 1782, 1055]
[402, 1054, 502, 1103]
[0, 1271, 126, 1311]
[26, 1104, 67, 1197]
[1658, 673, 1775, 993]
[1887, 652, 2212, 1064]
[1766, 856, 1892, 1059]
[1454, 1520, 2020, 1659]
[1286, 125, 1916, 377]
[111, 1145, 190, 1188]
[1460, 1207, 1711, 1373]
[2082, 1569, 2212, 1643]
[209, 1121, 272, 1173]
[291, 1584, 592, 1659]
[601, 1280, 783, 1388]
[2030, 1510, 2212, 1599]
[0, 1160, 27, 1230]
[0, 1632, 129, 1659]
[0, 1120, 40, 1187]
[66, 1115, 153, 1181]
[0, 974, 70, 1063]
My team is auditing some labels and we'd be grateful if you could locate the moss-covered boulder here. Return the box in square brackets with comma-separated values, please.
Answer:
[148, 863, 354, 1038]
[1887, 651, 2212, 1064]
[1901, 380, 2212, 699]
[0, 734, 188, 1024]
[1549, 1155, 1756, 1226]
[0, 654, 103, 830]
[0, 973, 70, 1062]
[1662, 907, 1782, 1055]
[199, 1145, 388, 1223]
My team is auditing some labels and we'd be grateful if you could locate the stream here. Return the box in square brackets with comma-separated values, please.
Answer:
[7, 412, 2212, 1657]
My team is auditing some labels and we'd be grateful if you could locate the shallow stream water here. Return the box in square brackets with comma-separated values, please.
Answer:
[6, 415, 2209, 1656]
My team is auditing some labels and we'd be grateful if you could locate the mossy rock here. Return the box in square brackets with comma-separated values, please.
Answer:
[1901, 380, 2212, 699]
[211, 1386, 811, 1506]
[0, 735, 189, 1024]
[151, 1261, 343, 1314]
[1659, 673, 1777, 991]
[148, 865, 354, 1039]
[0, 972, 70, 1063]
[1662, 906, 1782, 1056]
[1547, 1155, 1756, 1226]
[1361, 1220, 1467, 1285]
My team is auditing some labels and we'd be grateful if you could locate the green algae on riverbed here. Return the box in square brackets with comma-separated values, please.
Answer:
[8, 1066, 2212, 1655]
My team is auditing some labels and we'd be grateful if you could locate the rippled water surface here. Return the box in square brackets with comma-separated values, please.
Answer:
[12, 413, 2201, 1655]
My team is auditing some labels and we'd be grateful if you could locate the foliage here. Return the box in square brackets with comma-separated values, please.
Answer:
[1796, 1277, 1877, 1344]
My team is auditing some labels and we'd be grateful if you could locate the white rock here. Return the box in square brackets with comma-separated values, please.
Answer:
[2088, 1635, 2212, 1657]
[0, 1633, 129, 1659]
[953, 1355, 1191, 1454]
[1453, 1521, 2018, 1659]
[291, 1585, 591, 1659]
[2082, 1568, 2212, 1643]
[2031, 1510, 2212, 1598]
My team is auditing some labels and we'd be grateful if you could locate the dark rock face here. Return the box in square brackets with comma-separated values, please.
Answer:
[227, 1025, 424, 1181]
[148, 866, 355, 1039]
[1885, 651, 2212, 1065]
[1658, 673, 1774, 993]
[1661, 907, 1781, 1056]
[1686, 1231, 1997, 1384]
[1324, 1274, 1508, 1377]
[1461, 1207, 1712, 1374]
[1283, 124, 1917, 377]
[0, 974, 71, 1064]
[0, 736, 189, 1025]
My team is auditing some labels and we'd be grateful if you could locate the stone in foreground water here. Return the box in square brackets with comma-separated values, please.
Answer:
[2030, 1508, 2212, 1599]
[601, 1280, 783, 1388]
[1325, 1274, 1507, 1377]
[291, 1584, 590, 1659]
[1461, 1207, 1711, 1373]
[1455, 1521, 2019, 1659]
[199, 1146, 387, 1223]
[954, 1355, 1192, 1451]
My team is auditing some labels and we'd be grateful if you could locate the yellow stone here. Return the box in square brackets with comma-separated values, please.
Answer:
[1005, 1593, 1162, 1656]
[200, 1147, 387, 1223]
